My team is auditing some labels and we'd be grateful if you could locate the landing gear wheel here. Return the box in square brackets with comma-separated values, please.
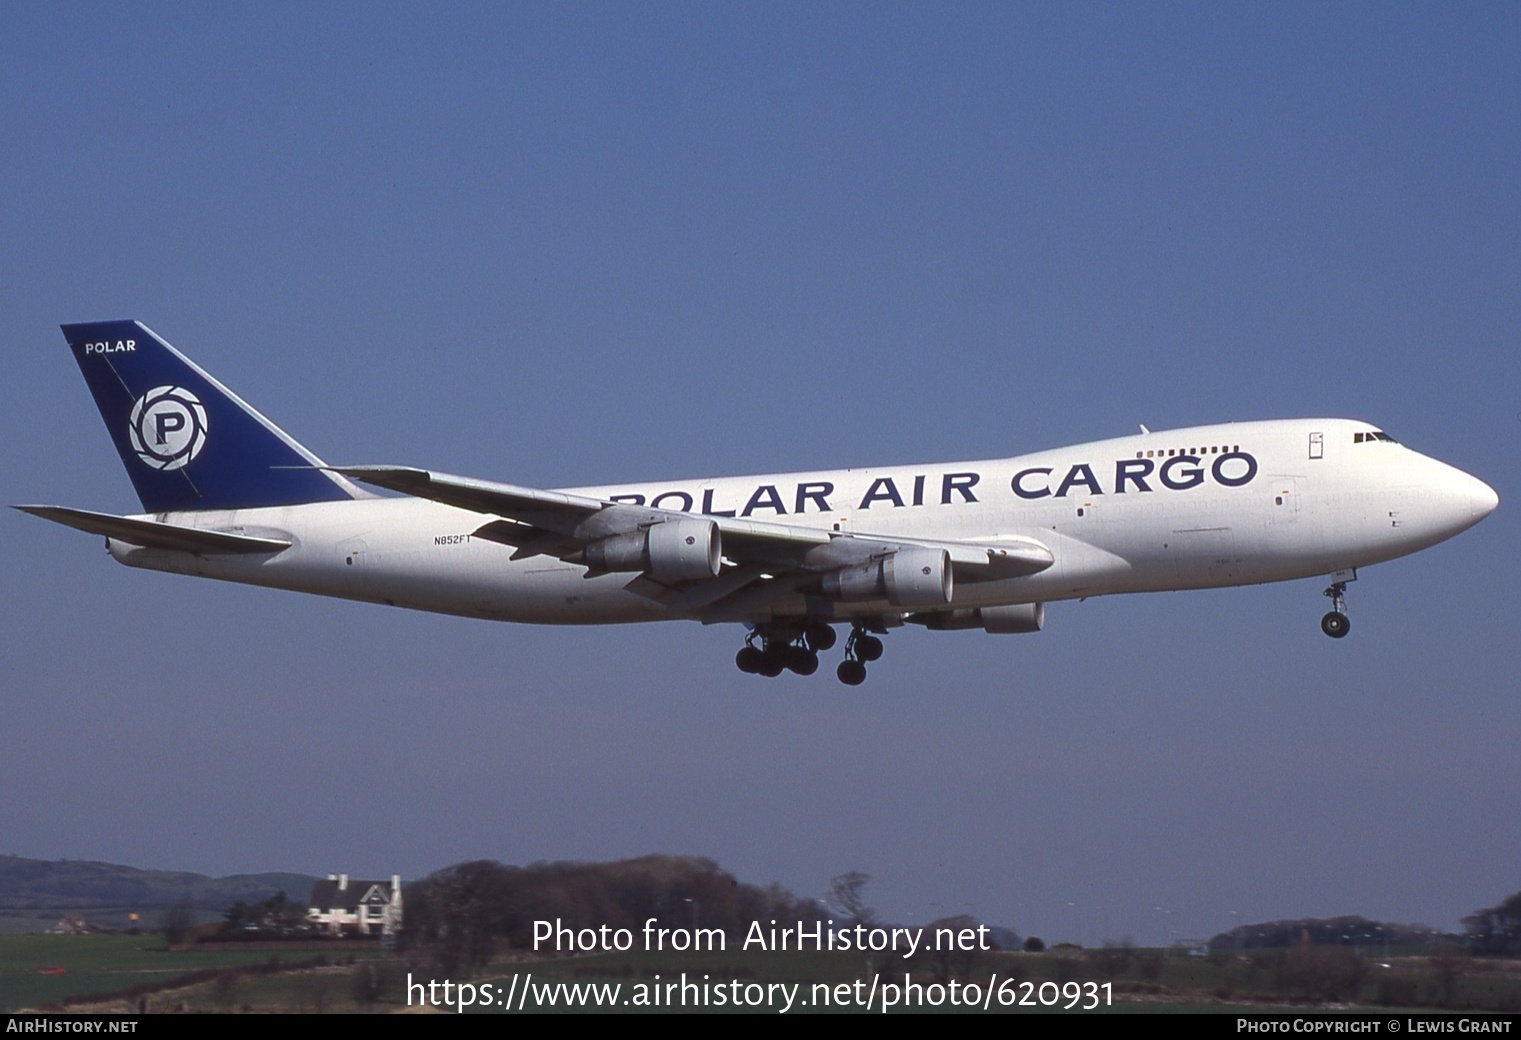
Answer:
[837, 660, 867, 686]
[756, 651, 785, 677]
[855, 634, 884, 662]
[1321, 611, 1350, 639]
[784, 646, 819, 675]
[804, 622, 837, 652]
[736, 646, 764, 673]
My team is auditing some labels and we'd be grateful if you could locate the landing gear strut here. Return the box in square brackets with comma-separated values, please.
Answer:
[1321, 582, 1350, 639]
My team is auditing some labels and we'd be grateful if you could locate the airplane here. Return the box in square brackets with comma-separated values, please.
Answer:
[18, 320, 1499, 685]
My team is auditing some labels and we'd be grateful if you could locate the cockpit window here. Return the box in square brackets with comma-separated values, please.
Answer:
[1354, 431, 1399, 444]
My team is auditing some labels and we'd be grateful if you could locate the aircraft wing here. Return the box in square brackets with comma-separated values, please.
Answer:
[333, 465, 1051, 620]
[15, 505, 291, 554]
[330, 464, 834, 549]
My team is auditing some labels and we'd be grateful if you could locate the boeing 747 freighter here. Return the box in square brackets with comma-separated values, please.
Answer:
[19, 321, 1498, 684]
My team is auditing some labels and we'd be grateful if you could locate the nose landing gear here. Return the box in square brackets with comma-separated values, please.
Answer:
[1321, 581, 1350, 638]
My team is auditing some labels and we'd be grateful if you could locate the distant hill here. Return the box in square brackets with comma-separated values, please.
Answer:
[1206, 914, 1454, 951]
[0, 855, 318, 911]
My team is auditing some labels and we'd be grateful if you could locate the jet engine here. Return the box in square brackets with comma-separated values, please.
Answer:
[908, 602, 1045, 633]
[821, 547, 953, 607]
[978, 602, 1045, 633]
[584, 518, 721, 580]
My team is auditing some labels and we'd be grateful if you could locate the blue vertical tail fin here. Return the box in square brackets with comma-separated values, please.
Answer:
[61, 320, 362, 513]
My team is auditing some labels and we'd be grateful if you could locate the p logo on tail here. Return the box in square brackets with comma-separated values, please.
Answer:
[128, 386, 209, 470]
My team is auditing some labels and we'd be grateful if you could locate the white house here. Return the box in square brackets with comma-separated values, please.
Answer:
[307, 873, 403, 937]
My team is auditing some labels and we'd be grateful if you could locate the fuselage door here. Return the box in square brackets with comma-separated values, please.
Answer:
[337, 537, 370, 594]
[338, 536, 368, 568]
[1170, 525, 1239, 586]
[1268, 478, 1301, 525]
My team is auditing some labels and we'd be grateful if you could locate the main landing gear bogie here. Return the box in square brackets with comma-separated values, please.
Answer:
[834, 627, 883, 685]
[738, 622, 884, 685]
[735, 639, 815, 677]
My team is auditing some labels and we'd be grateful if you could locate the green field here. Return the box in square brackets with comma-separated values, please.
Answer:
[0, 907, 222, 935]
[0, 934, 377, 1012]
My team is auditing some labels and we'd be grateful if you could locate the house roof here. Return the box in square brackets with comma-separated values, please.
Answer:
[308, 878, 397, 911]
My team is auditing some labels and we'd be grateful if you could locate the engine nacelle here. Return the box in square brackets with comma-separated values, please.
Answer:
[909, 603, 1045, 633]
[584, 518, 721, 581]
[821, 547, 952, 607]
[979, 602, 1045, 634]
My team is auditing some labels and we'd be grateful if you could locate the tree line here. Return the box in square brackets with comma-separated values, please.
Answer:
[1207, 888, 1521, 956]
[400, 854, 824, 974]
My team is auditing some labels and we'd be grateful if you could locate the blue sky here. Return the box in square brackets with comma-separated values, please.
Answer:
[2, 3, 1518, 946]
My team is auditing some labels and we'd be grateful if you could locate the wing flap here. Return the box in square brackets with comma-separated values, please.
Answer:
[695, 572, 815, 622]
[622, 564, 775, 614]
[16, 505, 291, 554]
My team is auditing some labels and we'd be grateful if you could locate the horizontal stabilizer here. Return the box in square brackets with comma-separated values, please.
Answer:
[15, 505, 291, 555]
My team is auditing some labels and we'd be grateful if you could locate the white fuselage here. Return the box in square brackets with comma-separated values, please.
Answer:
[107, 419, 1497, 627]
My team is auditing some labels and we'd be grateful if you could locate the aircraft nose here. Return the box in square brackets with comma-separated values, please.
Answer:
[1470, 474, 1500, 521]
[1418, 460, 1498, 541]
